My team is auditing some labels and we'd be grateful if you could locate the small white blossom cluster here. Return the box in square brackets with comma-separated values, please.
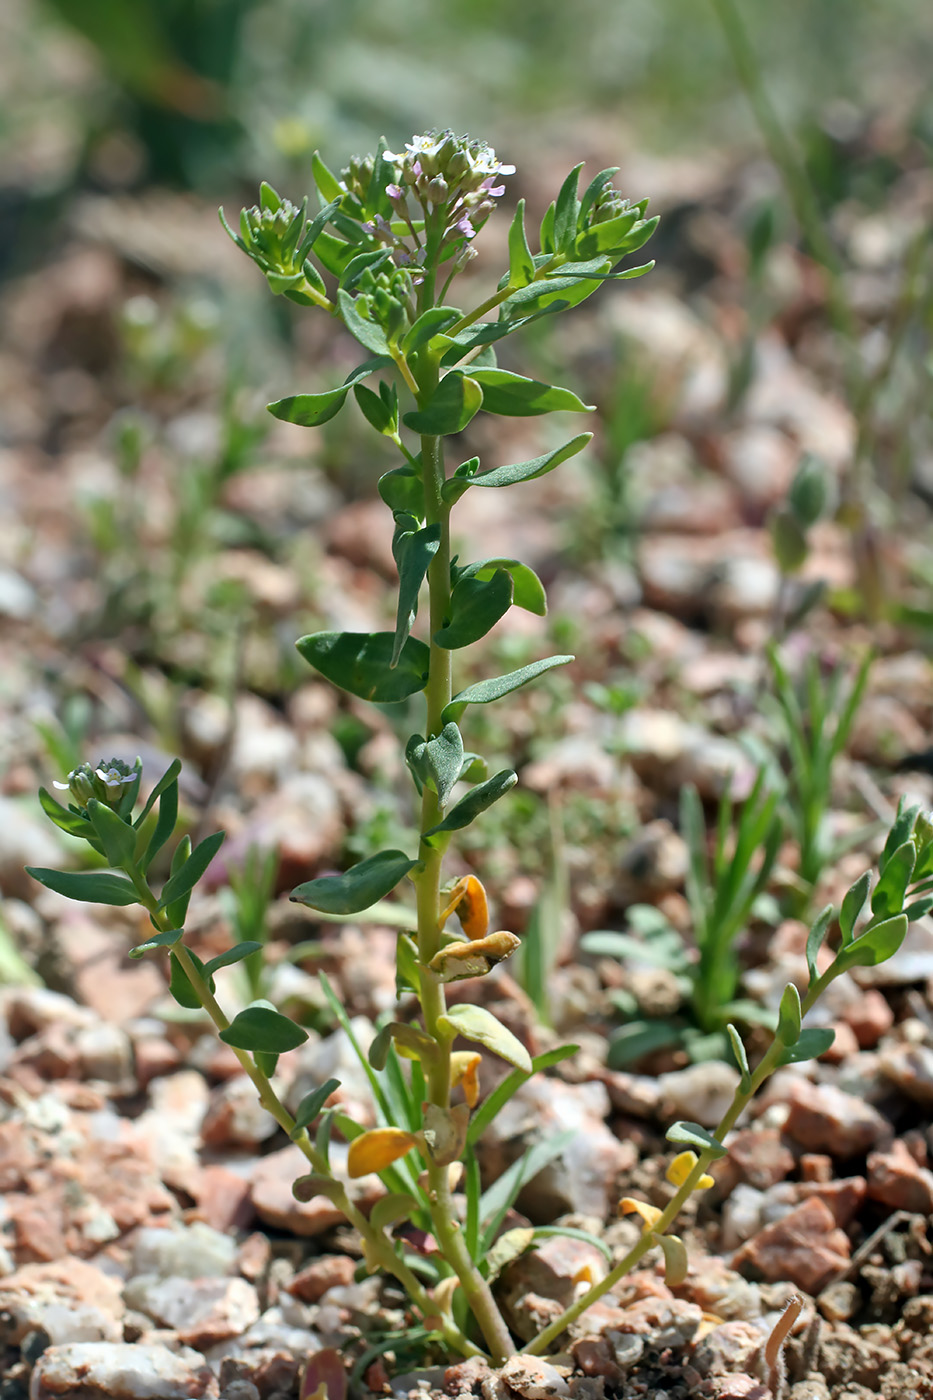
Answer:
[349, 131, 515, 275]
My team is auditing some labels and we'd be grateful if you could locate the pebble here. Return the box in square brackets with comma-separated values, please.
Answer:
[500, 1355, 571, 1399]
[732, 1196, 851, 1294]
[288, 1254, 357, 1303]
[867, 1139, 933, 1214]
[201, 1075, 280, 1150]
[29, 1341, 214, 1399]
[475, 1077, 636, 1221]
[780, 1078, 891, 1157]
[123, 1275, 260, 1349]
[131, 1221, 237, 1280]
[878, 1041, 933, 1107]
[657, 1061, 740, 1127]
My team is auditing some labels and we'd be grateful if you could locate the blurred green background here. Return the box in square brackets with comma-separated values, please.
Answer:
[2, 0, 932, 225]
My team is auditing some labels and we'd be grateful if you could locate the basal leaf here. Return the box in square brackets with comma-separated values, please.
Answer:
[296, 631, 430, 702]
[291, 850, 420, 915]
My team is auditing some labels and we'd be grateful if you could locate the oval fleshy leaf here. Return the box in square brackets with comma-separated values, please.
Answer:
[219, 1004, 309, 1053]
[291, 850, 419, 915]
[403, 372, 483, 435]
[776, 982, 802, 1046]
[156, 830, 225, 911]
[437, 1003, 532, 1073]
[347, 1127, 419, 1178]
[831, 913, 908, 974]
[291, 1079, 341, 1137]
[204, 941, 263, 976]
[806, 904, 835, 984]
[268, 357, 391, 427]
[129, 928, 183, 959]
[778, 1027, 836, 1065]
[468, 368, 592, 417]
[665, 1122, 727, 1160]
[434, 570, 513, 650]
[296, 631, 430, 703]
[406, 723, 464, 809]
[369, 1192, 419, 1232]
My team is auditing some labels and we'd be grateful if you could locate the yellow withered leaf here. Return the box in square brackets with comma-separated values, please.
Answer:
[439, 874, 488, 937]
[347, 1127, 419, 1178]
[666, 1150, 714, 1190]
[449, 1050, 482, 1107]
[655, 1231, 689, 1287]
[429, 930, 520, 983]
[619, 1196, 663, 1231]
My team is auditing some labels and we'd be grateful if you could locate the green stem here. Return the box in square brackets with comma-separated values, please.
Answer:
[128, 871, 479, 1359]
[407, 358, 514, 1364]
[524, 980, 826, 1356]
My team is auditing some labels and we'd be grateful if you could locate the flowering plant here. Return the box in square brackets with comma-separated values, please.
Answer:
[28, 132, 924, 1365]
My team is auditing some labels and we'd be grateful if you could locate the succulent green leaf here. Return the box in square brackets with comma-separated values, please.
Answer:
[311, 152, 342, 202]
[369, 1192, 419, 1232]
[831, 913, 908, 974]
[438, 1003, 532, 1073]
[552, 163, 583, 253]
[25, 866, 138, 906]
[788, 455, 830, 529]
[904, 893, 933, 921]
[291, 850, 420, 915]
[453, 559, 545, 616]
[806, 903, 835, 984]
[403, 373, 483, 435]
[507, 199, 535, 287]
[434, 569, 513, 649]
[401, 306, 462, 357]
[539, 200, 556, 254]
[133, 759, 182, 829]
[778, 1027, 836, 1065]
[424, 769, 517, 840]
[839, 871, 871, 945]
[141, 776, 178, 872]
[467, 368, 592, 417]
[665, 1122, 727, 1160]
[443, 655, 573, 725]
[406, 723, 464, 809]
[579, 167, 620, 223]
[268, 356, 391, 428]
[156, 831, 225, 912]
[871, 841, 916, 920]
[392, 522, 441, 665]
[574, 210, 639, 259]
[336, 289, 392, 355]
[296, 631, 430, 702]
[291, 1078, 341, 1136]
[220, 1004, 309, 1053]
[353, 381, 398, 436]
[38, 789, 95, 841]
[443, 433, 591, 498]
[129, 928, 184, 959]
[168, 949, 214, 1010]
[725, 1023, 752, 1093]
[655, 1233, 689, 1288]
[204, 941, 264, 976]
[378, 464, 424, 517]
[776, 982, 802, 1046]
[86, 799, 135, 867]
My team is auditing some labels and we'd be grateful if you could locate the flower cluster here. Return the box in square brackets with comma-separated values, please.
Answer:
[346, 131, 515, 274]
[239, 197, 308, 278]
[54, 758, 136, 811]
